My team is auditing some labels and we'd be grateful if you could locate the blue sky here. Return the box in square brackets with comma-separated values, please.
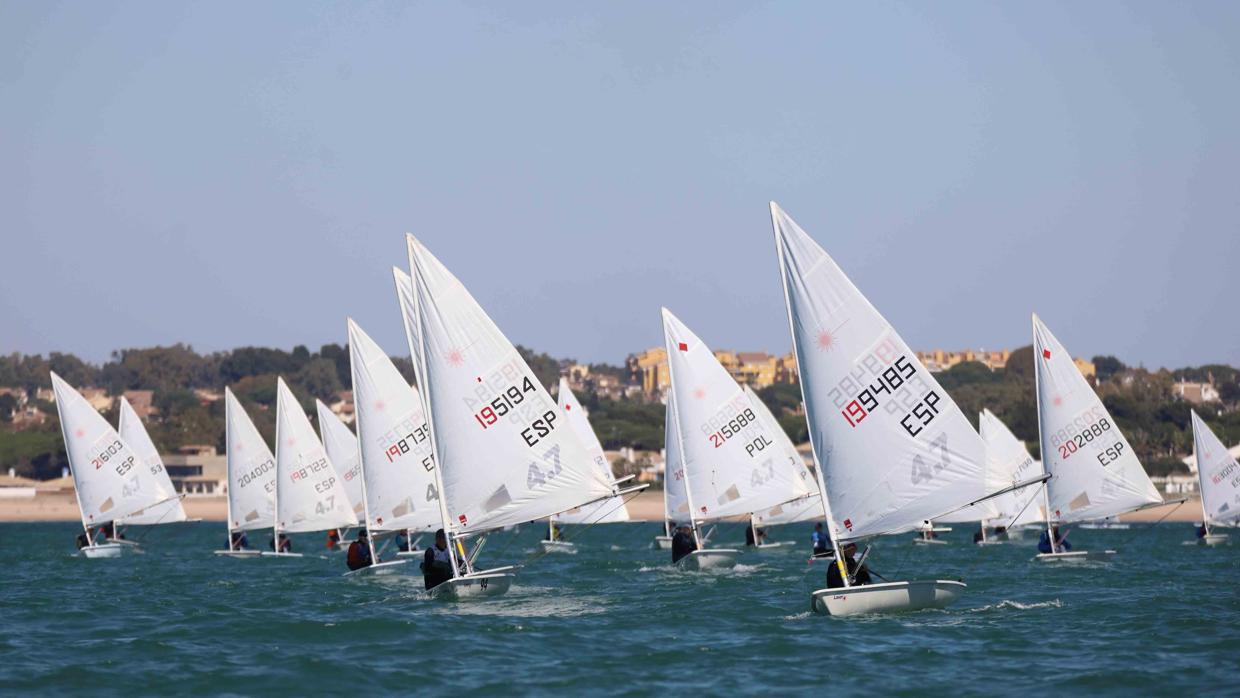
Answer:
[2, 2, 1237, 368]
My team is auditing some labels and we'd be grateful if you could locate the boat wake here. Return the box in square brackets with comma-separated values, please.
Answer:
[969, 599, 1062, 613]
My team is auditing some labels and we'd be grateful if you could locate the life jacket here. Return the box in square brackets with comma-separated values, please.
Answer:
[346, 541, 370, 570]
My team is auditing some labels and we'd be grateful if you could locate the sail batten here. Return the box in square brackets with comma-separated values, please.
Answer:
[1032, 315, 1161, 523]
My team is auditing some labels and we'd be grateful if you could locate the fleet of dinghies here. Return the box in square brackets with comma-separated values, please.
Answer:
[50, 202, 1232, 618]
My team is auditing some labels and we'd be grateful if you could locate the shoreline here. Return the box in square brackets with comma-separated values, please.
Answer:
[0, 490, 1204, 524]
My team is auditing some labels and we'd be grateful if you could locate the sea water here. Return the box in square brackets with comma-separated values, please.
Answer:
[0, 521, 1235, 696]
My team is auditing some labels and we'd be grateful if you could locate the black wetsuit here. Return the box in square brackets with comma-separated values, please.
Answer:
[671, 530, 697, 563]
[422, 545, 454, 590]
[825, 556, 872, 589]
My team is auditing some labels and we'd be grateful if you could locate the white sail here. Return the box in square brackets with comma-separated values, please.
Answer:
[348, 318, 442, 532]
[392, 266, 422, 380]
[1032, 315, 1161, 523]
[50, 372, 171, 527]
[663, 392, 690, 524]
[116, 397, 187, 525]
[1191, 410, 1240, 526]
[224, 388, 276, 531]
[553, 378, 629, 524]
[661, 308, 814, 521]
[274, 378, 358, 533]
[745, 385, 823, 526]
[314, 400, 365, 519]
[770, 203, 993, 541]
[978, 409, 1043, 527]
[407, 235, 615, 533]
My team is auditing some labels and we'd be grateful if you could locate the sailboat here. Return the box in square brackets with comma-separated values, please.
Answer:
[111, 396, 189, 543]
[976, 408, 1044, 543]
[50, 372, 174, 559]
[540, 378, 633, 554]
[267, 378, 358, 558]
[769, 203, 1040, 616]
[741, 384, 816, 551]
[660, 308, 815, 570]
[214, 388, 276, 558]
[1031, 314, 1164, 561]
[343, 318, 443, 575]
[1189, 410, 1239, 545]
[406, 235, 631, 599]
[315, 399, 366, 531]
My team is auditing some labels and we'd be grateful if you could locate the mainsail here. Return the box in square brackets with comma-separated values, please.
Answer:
[663, 391, 690, 525]
[406, 235, 615, 533]
[1032, 315, 1161, 523]
[770, 202, 993, 541]
[661, 308, 815, 522]
[315, 400, 365, 519]
[274, 378, 358, 533]
[224, 388, 276, 532]
[553, 378, 629, 524]
[51, 372, 171, 527]
[746, 385, 823, 527]
[978, 408, 1044, 527]
[1190, 410, 1240, 526]
[116, 396, 188, 525]
[348, 318, 442, 532]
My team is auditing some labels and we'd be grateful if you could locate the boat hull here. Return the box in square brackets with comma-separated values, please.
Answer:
[395, 549, 423, 557]
[652, 536, 672, 550]
[429, 570, 514, 600]
[1199, 534, 1229, 546]
[751, 541, 795, 552]
[344, 560, 410, 577]
[260, 551, 305, 559]
[1034, 549, 1116, 562]
[538, 540, 577, 554]
[80, 543, 126, 559]
[811, 580, 966, 617]
[213, 549, 263, 558]
[675, 548, 739, 571]
[913, 538, 949, 545]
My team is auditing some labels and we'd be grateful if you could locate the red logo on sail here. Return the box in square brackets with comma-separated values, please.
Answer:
[678, 342, 688, 352]
[1043, 349, 1051, 360]
[843, 518, 853, 531]
[700, 506, 707, 513]
[458, 514, 468, 526]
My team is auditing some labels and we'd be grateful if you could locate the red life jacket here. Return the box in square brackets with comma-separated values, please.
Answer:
[346, 540, 370, 570]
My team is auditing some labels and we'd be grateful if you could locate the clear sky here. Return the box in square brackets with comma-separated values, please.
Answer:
[2, 2, 1237, 369]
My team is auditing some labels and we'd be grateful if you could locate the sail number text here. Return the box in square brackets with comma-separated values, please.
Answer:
[91, 439, 135, 477]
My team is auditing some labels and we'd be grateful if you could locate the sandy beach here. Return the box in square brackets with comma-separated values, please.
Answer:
[0, 488, 1202, 524]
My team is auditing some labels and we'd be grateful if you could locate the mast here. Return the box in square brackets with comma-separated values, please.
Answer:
[771, 207, 848, 586]
[407, 244, 462, 578]
[665, 389, 703, 549]
[272, 396, 282, 555]
[1032, 315, 1058, 554]
[225, 392, 236, 551]
[54, 388, 96, 548]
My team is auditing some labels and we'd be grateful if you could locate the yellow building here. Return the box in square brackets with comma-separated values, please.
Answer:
[627, 347, 798, 398]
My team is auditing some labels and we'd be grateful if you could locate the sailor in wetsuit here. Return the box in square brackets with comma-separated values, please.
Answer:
[422, 529, 455, 590]
[811, 522, 831, 557]
[671, 523, 698, 564]
[826, 542, 872, 589]
[346, 529, 373, 571]
[1038, 525, 1072, 554]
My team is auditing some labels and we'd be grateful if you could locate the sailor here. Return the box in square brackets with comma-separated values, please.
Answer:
[76, 529, 92, 550]
[346, 530, 373, 571]
[421, 529, 455, 590]
[101, 521, 123, 541]
[1038, 525, 1071, 554]
[545, 522, 562, 542]
[826, 542, 872, 589]
[811, 522, 831, 557]
[671, 523, 697, 564]
[745, 523, 766, 547]
[270, 533, 292, 553]
[229, 530, 250, 551]
[326, 528, 342, 551]
[1196, 524, 1208, 539]
[396, 530, 412, 552]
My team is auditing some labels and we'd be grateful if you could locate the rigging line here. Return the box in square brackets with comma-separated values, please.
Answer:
[504, 488, 648, 570]
[1110, 499, 1189, 550]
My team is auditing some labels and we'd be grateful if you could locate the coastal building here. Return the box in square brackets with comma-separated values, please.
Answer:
[193, 388, 223, 405]
[77, 388, 113, 413]
[122, 390, 157, 419]
[163, 445, 227, 496]
[1173, 381, 1220, 404]
[328, 390, 354, 424]
[626, 347, 798, 399]
[915, 349, 1011, 373]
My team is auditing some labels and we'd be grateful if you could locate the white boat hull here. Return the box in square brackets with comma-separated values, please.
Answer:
[913, 538, 948, 545]
[395, 549, 423, 557]
[344, 560, 410, 577]
[429, 570, 514, 600]
[751, 541, 796, 551]
[675, 548, 739, 571]
[80, 543, 126, 559]
[1034, 549, 1116, 562]
[213, 549, 263, 558]
[1079, 523, 1130, 530]
[811, 580, 966, 616]
[539, 540, 577, 554]
[652, 535, 672, 550]
[260, 551, 305, 559]
[1200, 534, 1229, 546]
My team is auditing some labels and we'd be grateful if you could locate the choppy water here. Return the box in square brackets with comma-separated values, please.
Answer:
[1, 521, 1236, 696]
